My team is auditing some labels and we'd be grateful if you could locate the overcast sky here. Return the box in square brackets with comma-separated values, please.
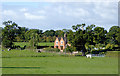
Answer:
[1, 1, 118, 31]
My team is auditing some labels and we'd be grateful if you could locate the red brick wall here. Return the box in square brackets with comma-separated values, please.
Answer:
[54, 37, 60, 49]
[60, 37, 65, 50]
[54, 37, 71, 52]
[54, 37, 65, 51]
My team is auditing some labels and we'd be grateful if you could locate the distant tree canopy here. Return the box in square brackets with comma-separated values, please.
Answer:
[0, 27, 2, 45]
[93, 27, 107, 44]
[116, 28, 120, 47]
[106, 26, 120, 45]
[67, 24, 120, 55]
[15, 27, 28, 42]
[1, 21, 120, 53]
[55, 30, 64, 37]
[44, 30, 55, 37]
[25, 29, 40, 41]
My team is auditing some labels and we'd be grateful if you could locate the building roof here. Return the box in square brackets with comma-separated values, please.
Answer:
[57, 37, 67, 44]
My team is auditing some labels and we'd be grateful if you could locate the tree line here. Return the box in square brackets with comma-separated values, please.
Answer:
[1, 21, 66, 48]
[66, 24, 120, 55]
[0, 21, 120, 55]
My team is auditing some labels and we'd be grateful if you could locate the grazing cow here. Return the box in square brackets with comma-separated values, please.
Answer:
[86, 54, 92, 58]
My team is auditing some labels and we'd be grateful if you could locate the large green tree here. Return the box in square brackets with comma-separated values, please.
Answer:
[15, 27, 28, 42]
[67, 24, 95, 56]
[29, 33, 39, 50]
[0, 27, 2, 45]
[25, 29, 41, 42]
[2, 21, 20, 48]
[93, 27, 107, 44]
[106, 26, 120, 45]
[116, 27, 120, 49]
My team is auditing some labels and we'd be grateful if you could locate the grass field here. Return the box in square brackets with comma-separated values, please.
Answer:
[14, 42, 54, 47]
[1, 48, 119, 74]
[2, 56, 118, 74]
[1, 49, 118, 74]
[2, 49, 61, 58]
[0, 47, 1, 75]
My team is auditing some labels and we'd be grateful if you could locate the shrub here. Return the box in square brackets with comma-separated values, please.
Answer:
[43, 47, 60, 52]
[106, 44, 114, 49]
[2, 38, 14, 48]
[95, 43, 105, 50]
[105, 51, 118, 57]
[91, 49, 96, 51]
[99, 52, 105, 54]
[63, 46, 76, 53]
[53, 48, 60, 52]
[43, 47, 52, 52]
[87, 45, 94, 52]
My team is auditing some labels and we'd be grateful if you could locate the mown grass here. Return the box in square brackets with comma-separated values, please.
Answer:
[14, 42, 54, 47]
[2, 49, 61, 58]
[0, 47, 2, 75]
[2, 56, 118, 74]
[1, 48, 118, 74]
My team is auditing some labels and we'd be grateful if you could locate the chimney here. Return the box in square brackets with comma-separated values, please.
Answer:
[64, 33, 67, 38]
[64, 33, 67, 44]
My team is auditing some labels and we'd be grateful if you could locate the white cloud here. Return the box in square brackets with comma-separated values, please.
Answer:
[38, 10, 46, 14]
[71, 8, 89, 17]
[3, 10, 17, 16]
[2, 10, 18, 19]
[93, 2, 117, 21]
[54, 5, 89, 18]
[56, 6, 63, 14]
[2, 2, 118, 31]
[65, 8, 87, 17]
[19, 8, 28, 12]
[24, 13, 45, 20]
[1, 0, 119, 2]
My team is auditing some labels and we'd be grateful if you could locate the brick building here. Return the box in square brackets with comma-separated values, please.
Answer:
[54, 34, 70, 52]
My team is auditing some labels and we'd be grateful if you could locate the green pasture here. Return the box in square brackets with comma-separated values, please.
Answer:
[1, 49, 118, 74]
[2, 49, 61, 58]
[2, 56, 118, 74]
[14, 42, 54, 47]
[38, 42, 54, 46]
[0, 47, 1, 75]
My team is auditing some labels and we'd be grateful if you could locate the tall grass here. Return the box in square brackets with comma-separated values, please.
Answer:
[105, 51, 119, 57]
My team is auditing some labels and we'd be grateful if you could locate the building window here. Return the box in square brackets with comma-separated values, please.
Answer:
[56, 41, 58, 44]
[61, 41, 63, 44]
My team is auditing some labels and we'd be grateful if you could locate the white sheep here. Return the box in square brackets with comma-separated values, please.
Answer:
[86, 54, 92, 58]
[8, 48, 11, 51]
